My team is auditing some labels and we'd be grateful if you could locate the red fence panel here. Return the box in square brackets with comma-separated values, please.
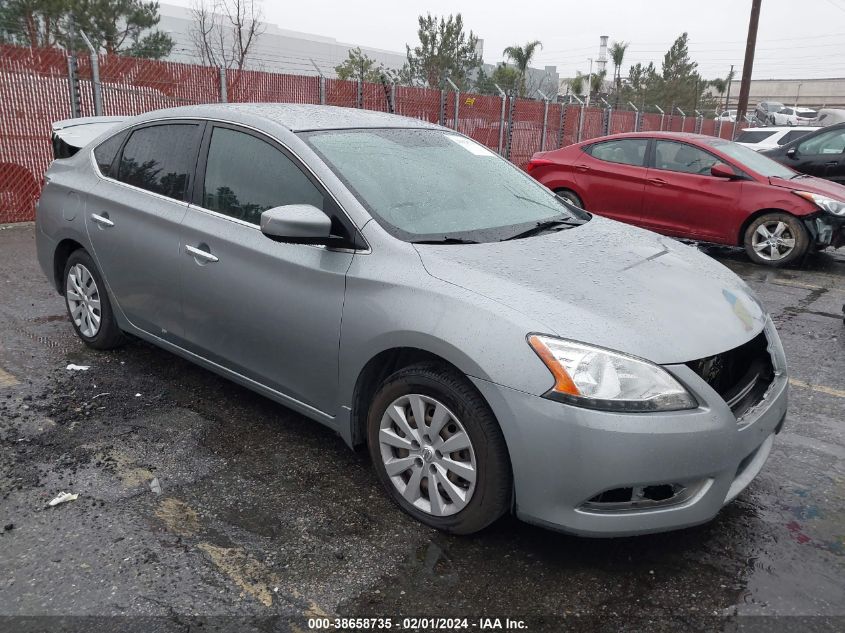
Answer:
[559, 105, 581, 147]
[325, 78, 356, 108]
[579, 107, 605, 141]
[455, 93, 505, 152]
[640, 112, 662, 132]
[228, 69, 318, 104]
[394, 86, 440, 123]
[543, 103, 562, 151]
[609, 109, 636, 135]
[508, 99, 545, 168]
[700, 118, 717, 136]
[681, 117, 697, 133]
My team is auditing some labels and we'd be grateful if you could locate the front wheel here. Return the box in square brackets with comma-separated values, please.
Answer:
[743, 212, 809, 266]
[367, 363, 511, 534]
[555, 189, 584, 209]
[63, 249, 126, 349]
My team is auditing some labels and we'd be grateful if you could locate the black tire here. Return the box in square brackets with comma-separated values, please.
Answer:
[743, 212, 810, 267]
[63, 249, 126, 349]
[367, 362, 511, 535]
[555, 189, 584, 209]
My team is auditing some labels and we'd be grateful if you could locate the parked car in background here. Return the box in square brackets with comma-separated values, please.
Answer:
[527, 132, 845, 266]
[755, 101, 784, 124]
[811, 108, 845, 127]
[769, 107, 818, 127]
[735, 126, 819, 152]
[761, 122, 845, 186]
[37, 104, 790, 537]
[715, 110, 737, 123]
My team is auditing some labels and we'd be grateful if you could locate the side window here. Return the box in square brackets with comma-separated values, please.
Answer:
[586, 139, 648, 167]
[202, 127, 324, 225]
[778, 130, 810, 145]
[798, 129, 845, 155]
[117, 124, 199, 200]
[93, 131, 127, 177]
[653, 141, 719, 175]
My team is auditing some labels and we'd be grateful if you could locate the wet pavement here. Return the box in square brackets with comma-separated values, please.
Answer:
[1, 222, 843, 632]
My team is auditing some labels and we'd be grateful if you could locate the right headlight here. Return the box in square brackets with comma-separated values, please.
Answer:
[794, 191, 845, 216]
[528, 335, 697, 412]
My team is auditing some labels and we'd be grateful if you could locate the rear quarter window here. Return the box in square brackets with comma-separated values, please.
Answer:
[93, 131, 128, 178]
[736, 130, 775, 143]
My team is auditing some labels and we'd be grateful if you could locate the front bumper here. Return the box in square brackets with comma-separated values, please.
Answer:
[472, 319, 788, 537]
[803, 213, 845, 249]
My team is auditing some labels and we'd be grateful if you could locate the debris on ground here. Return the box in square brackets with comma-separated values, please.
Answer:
[3, 523, 13, 532]
[149, 478, 162, 494]
[47, 492, 79, 507]
[66, 364, 90, 371]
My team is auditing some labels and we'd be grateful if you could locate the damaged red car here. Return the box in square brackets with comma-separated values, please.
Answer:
[527, 132, 845, 266]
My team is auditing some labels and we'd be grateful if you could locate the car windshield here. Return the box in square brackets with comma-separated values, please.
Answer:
[300, 128, 587, 243]
[702, 138, 796, 179]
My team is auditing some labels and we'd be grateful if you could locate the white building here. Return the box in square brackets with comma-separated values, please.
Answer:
[156, 2, 558, 91]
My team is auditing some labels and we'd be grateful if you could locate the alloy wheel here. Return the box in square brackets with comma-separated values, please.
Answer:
[751, 221, 797, 261]
[66, 263, 102, 337]
[378, 394, 477, 517]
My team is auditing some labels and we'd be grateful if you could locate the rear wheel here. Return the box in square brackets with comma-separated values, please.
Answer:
[63, 250, 125, 349]
[743, 212, 809, 266]
[367, 363, 511, 534]
[555, 189, 584, 209]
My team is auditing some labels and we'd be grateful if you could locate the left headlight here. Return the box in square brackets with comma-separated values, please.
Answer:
[794, 191, 845, 216]
[528, 335, 697, 412]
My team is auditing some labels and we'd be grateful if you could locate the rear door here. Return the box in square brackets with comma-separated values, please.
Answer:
[790, 127, 845, 184]
[179, 123, 356, 416]
[573, 137, 649, 225]
[85, 121, 204, 339]
[642, 140, 742, 242]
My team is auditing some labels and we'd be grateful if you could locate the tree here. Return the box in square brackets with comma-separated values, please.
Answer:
[590, 69, 606, 100]
[659, 32, 702, 112]
[502, 39, 542, 97]
[568, 71, 585, 98]
[405, 13, 481, 90]
[190, 0, 265, 70]
[709, 68, 735, 112]
[0, 0, 174, 58]
[474, 63, 519, 95]
[335, 47, 396, 83]
[609, 40, 628, 106]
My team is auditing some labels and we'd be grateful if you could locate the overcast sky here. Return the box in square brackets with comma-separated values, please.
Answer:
[164, 0, 845, 81]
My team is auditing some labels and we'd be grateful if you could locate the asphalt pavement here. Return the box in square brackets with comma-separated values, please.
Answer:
[1, 222, 843, 633]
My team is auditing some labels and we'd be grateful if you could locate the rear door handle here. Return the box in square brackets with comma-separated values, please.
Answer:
[185, 244, 219, 263]
[90, 213, 114, 228]
[648, 178, 667, 186]
[575, 164, 590, 172]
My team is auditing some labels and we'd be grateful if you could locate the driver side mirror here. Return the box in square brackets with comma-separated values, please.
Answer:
[710, 163, 739, 179]
[786, 147, 798, 158]
[260, 204, 332, 244]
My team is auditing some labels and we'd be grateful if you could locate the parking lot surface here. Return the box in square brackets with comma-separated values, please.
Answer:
[1, 222, 843, 632]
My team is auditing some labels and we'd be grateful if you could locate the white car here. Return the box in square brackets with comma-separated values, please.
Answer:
[769, 107, 817, 126]
[715, 109, 737, 122]
[735, 126, 820, 151]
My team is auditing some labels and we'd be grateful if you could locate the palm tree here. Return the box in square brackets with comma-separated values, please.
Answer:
[502, 40, 543, 97]
[609, 40, 629, 107]
[710, 68, 735, 113]
[590, 69, 607, 101]
[569, 72, 585, 99]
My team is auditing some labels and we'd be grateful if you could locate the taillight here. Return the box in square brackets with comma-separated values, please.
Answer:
[526, 158, 554, 173]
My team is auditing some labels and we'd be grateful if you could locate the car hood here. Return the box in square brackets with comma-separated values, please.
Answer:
[415, 217, 766, 365]
[768, 175, 845, 200]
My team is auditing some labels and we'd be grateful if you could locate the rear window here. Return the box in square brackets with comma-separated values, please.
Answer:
[117, 124, 200, 201]
[797, 110, 817, 119]
[736, 130, 776, 143]
[778, 130, 812, 145]
[93, 131, 128, 178]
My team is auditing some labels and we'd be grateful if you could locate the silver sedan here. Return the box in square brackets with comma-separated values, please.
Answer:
[36, 104, 788, 536]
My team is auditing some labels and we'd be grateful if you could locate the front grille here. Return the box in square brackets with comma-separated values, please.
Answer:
[686, 332, 774, 420]
[580, 480, 708, 513]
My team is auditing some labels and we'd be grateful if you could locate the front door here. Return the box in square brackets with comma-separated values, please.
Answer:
[642, 140, 742, 243]
[790, 127, 845, 185]
[85, 122, 204, 339]
[179, 124, 354, 416]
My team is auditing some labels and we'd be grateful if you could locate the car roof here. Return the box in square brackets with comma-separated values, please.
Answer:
[582, 131, 721, 143]
[129, 103, 442, 132]
[739, 126, 820, 132]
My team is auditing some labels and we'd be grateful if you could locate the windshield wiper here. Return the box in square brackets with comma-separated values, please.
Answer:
[411, 237, 479, 245]
[501, 218, 581, 241]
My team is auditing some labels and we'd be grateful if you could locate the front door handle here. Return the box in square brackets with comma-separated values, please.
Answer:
[649, 178, 667, 186]
[185, 244, 219, 263]
[90, 213, 114, 228]
[575, 164, 590, 172]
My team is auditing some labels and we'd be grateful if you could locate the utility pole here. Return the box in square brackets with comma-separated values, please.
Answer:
[723, 64, 734, 114]
[735, 0, 762, 130]
[586, 57, 593, 107]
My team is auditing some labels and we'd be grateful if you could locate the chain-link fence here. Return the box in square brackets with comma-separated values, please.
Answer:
[0, 43, 743, 224]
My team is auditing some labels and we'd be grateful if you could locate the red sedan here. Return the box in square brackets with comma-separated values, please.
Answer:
[527, 132, 845, 266]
